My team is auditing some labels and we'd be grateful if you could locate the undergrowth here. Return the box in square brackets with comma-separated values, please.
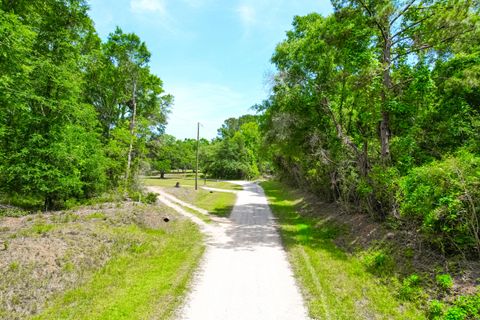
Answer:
[262, 180, 480, 320]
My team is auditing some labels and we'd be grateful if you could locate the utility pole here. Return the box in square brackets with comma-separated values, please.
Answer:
[195, 122, 199, 190]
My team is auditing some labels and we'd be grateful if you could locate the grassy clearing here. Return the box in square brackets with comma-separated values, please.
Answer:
[261, 180, 425, 320]
[166, 188, 236, 217]
[143, 176, 243, 191]
[0, 203, 204, 319]
[144, 179, 238, 217]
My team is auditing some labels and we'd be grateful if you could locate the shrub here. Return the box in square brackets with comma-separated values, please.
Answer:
[398, 151, 480, 256]
[128, 190, 142, 202]
[447, 293, 480, 319]
[362, 249, 395, 276]
[436, 274, 454, 291]
[428, 299, 444, 319]
[143, 192, 158, 204]
[444, 307, 467, 320]
[398, 274, 424, 301]
[367, 165, 400, 218]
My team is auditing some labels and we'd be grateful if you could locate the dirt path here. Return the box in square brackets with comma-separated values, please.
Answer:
[151, 182, 310, 320]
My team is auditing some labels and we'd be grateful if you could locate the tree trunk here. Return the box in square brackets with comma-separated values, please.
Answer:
[124, 81, 137, 192]
[44, 195, 53, 212]
[359, 139, 369, 177]
[380, 26, 392, 162]
[320, 97, 369, 177]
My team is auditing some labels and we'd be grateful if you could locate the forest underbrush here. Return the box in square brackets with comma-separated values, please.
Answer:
[262, 180, 480, 320]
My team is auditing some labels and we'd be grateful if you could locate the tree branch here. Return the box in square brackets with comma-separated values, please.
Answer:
[319, 96, 360, 157]
[356, 0, 389, 42]
[392, 35, 413, 47]
[390, 0, 418, 26]
[391, 13, 434, 40]
[392, 27, 476, 61]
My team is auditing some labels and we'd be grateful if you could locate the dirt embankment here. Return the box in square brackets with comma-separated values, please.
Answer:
[0, 202, 175, 319]
[292, 189, 480, 300]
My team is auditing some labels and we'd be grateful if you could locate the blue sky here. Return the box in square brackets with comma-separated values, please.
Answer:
[88, 0, 333, 140]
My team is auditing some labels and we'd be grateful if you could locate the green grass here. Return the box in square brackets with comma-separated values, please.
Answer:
[261, 180, 425, 320]
[187, 189, 236, 217]
[183, 206, 213, 223]
[143, 178, 238, 217]
[32, 222, 204, 320]
[143, 177, 243, 191]
[165, 187, 236, 217]
[18, 221, 56, 237]
[86, 212, 107, 220]
[0, 207, 31, 217]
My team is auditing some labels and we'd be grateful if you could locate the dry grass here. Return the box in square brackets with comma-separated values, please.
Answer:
[0, 202, 203, 319]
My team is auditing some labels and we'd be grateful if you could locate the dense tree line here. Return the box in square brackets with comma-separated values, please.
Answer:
[202, 115, 265, 180]
[258, 0, 480, 256]
[148, 115, 265, 180]
[147, 134, 200, 177]
[0, 0, 170, 209]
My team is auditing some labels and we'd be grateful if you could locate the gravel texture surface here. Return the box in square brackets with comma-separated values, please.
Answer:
[150, 182, 310, 320]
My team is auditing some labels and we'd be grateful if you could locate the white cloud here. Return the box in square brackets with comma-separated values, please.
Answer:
[236, 4, 256, 27]
[130, 0, 166, 14]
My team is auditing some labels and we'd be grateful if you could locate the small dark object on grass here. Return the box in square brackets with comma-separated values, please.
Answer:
[175, 182, 180, 188]
[209, 191, 213, 193]
[163, 217, 170, 223]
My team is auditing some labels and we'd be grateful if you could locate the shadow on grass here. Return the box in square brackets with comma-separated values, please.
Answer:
[205, 183, 348, 261]
[260, 182, 350, 261]
[272, 204, 349, 262]
[210, 205, 234, 218]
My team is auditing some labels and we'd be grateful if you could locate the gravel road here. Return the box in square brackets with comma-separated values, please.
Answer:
[173, 181, 310, 320]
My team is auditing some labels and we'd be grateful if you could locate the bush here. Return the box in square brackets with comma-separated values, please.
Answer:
[362, 249, 395, 276]
[398, 151, 480, 255]
[128, 190, 142, 202]
[143, 192, 158, 204]
[444, 307, 467, 320]
[398, 274, 424, 301]
[367, 165, 400, 218]
[428, 300, 445, 319]
[436, 274, 454, 291]
[445, 293, 480, 320]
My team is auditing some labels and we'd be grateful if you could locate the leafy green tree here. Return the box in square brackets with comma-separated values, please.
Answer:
[333, 0, 478, 161]
[205, 116, 262, 179]
[0, 0, 108, 209]
[0, 1, 171, 209]
[258, 0, 480, 255]
[85, 27, 171, 188]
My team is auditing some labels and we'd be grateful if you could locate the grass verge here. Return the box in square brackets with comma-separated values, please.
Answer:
[33, 222, 203, 320]
[261, 180, 425, 320]
[0, 203, 204, 319]
[182, 205, 213, 224]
